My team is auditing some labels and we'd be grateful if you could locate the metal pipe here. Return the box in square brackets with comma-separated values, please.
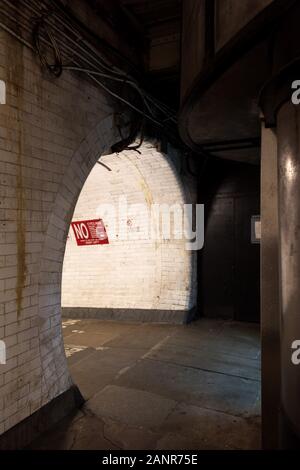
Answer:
[277, 100, 300, 447]
[0, 0, 178, 135]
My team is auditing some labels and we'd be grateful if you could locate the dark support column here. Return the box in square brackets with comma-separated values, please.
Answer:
[277, 102, 300, 448]
[260, 124, 280, 449]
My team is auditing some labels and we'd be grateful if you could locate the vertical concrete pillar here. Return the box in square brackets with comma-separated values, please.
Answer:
[260, 124, 280, 449]
[277, 102, 300, 447]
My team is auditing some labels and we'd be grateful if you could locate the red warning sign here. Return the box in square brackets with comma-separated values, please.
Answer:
[71, 219, 109, 246]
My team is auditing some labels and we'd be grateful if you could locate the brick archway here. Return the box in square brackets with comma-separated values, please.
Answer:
[62, 141, 197, 323]
[37, 115, 120, 407]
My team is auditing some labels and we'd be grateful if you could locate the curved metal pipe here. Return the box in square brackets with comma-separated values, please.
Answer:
[277, 101, 300, 447]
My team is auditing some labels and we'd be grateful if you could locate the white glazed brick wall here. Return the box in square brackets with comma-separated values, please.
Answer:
[62, 144, 197, 311]
[0, 27, 197, 437]
[0, 29, 120, 435]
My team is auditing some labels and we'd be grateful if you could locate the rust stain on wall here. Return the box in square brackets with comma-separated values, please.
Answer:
[139, 178, 153, 207]
[16, 124, 26, 317]
[123, 155, 154, 206]
[11, 38, 27, 318]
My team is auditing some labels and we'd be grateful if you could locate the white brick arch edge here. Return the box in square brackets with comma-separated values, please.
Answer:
[37, 114, 120, 406]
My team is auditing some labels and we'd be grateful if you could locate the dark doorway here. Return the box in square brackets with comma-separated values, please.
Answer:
[198, 157, 260, 323]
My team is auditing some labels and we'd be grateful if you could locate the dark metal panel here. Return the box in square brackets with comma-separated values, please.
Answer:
[201, 196, 235, 319]
[234, 195, 260, 322]
[199, 159, 260, 322]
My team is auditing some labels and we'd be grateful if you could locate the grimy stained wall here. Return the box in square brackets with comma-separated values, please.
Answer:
[0, 27, 196, 441]
[0, 26, 121, 438]
[62, 144, 197, 323]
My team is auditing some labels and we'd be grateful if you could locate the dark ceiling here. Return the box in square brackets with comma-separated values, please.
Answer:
[120, 0, 182, 37]
[87, 0, 182, 107]
[122, 0, 182, 105]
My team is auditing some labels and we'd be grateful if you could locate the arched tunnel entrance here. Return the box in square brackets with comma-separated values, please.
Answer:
[61, 141, 197, 323]
[28, 139, 261, 450]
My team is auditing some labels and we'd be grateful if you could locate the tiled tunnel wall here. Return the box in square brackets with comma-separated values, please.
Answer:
[62, 144, 197, 322]
[0, 27, 121, 437]
[0, 26, 196, 441]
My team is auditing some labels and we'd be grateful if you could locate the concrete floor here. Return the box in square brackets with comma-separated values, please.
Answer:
[30, 318, 261, 450]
